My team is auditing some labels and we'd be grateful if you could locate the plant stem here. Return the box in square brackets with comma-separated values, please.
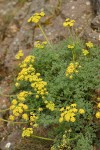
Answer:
[31, 134, 54, 141]
[0, 108, 10, 112]
[0, 118, 28, 124]
[0, 93, 15, 97]
[38, 23, 53, 49]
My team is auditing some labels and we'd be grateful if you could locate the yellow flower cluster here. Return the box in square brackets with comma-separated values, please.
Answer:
[17, 91, 32, 102]
[15, 82, 20, 87]
[22, 113, 29, 121]
[68, 44, 74, 49]
[59, 104, 85, 123]
[19, 55, 35, 68]
[9, 99, 29, 121]
[82, 49, 89, 56]
[63, 18, 75, 27]
[66, 62, 79, 79]
[86, 41, 93, 48]
[45, 101, 55, 111]
[22, 127, 33, 137]
[30, 112, 38, 127]
[95, 97, 100, 119]
[17, 55, 48, 98]
[15, 50, 24, 60]
[27, 11, 45, 23]
[34, 41, 47, 49]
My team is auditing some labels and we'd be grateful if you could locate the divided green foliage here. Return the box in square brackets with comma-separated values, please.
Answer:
[30, 40, 100, 149]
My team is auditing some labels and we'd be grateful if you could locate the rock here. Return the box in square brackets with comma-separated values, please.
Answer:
[82, 26, 100, 45]
[0, 130, 21, 150]
[91, 15, 100, 32]
[90, 0, 100, 15]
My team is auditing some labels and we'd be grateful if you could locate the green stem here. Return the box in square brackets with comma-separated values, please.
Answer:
[0, 118, 28, 124]
[38, 23, 53, 49]
[0, 93, 15, 97]
[0, 108, 10, 112]
[31, 134, 54, 141]
[72, 49, 75, 62]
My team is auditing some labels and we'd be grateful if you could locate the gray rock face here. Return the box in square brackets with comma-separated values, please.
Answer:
[90, 0, 100, 15]
[91, 15, 100, 31]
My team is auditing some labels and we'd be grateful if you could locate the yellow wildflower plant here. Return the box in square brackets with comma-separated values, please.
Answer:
[15, 50, 24, 60]
[86, 41, 93, 48]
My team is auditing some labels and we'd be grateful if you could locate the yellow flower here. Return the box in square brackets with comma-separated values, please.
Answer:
[14, 112, 20, 117]
[60, 107, 64, 112]
[22, 128, 33, 137]
[9, 115, 15, 121]
[40, 11, 45, 16]
[11, 99, 17, 105]
[23, 104, 28, 110]
[36, 95, 39, 99]
[28, 11, 45, 24]
[10, 105, 15, 110]
[70, 117, 76, 122]
[82, 49, 89, 56]
[38, 107, 43, 112]
[96, 112, 100, 119]
[97, 103, 100, 108]
[59, 117, 63, 123]
[79, 109, 85, 114]
[97, 97, 100, 101]
[61, 112, 65, 117]
[66, 106, 70, 110]
[86, 41, 93, 48]
[65, 114, 70, 122]
[71, 103, 76, 107]
[15, 50, 24, 59]
[68, 45, 74, 49]
[46, 101, 55, 111]
[22, 113, 29, 121]
[72, 108, 78, 113]
[69, 75, 73, 79]
[63, 18, 75, 27]
[15, 82, 20, 87]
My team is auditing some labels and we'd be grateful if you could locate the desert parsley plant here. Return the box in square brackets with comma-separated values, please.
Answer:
[0, 11, 100, 150]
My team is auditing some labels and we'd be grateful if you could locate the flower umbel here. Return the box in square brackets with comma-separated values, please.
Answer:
[82, 49, 89, 56]
[28, 11, 45, 24]
[63, 18, 75, 27]
[86, 41, 93, 48]
[15, 50, 24, 60]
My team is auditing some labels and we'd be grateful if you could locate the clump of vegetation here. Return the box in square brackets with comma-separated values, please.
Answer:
[0, 10, 100, 150]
